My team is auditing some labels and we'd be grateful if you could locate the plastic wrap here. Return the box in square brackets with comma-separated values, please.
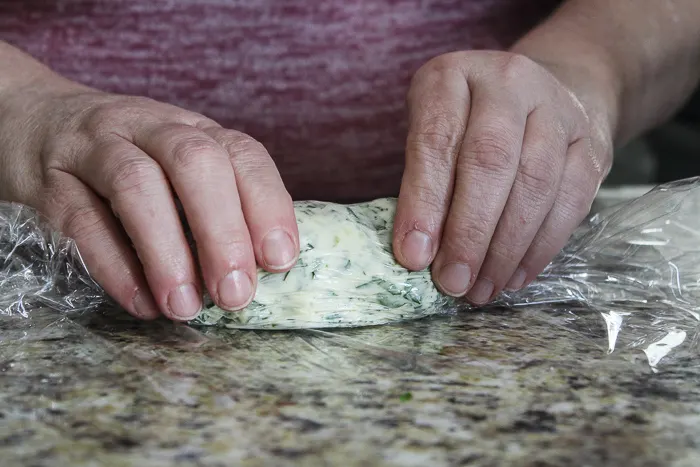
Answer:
[0, 202, 104, 316]
[2, 178, 700, 368]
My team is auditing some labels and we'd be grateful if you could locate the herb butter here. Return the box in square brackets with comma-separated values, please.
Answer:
[193, 198, 449, 329]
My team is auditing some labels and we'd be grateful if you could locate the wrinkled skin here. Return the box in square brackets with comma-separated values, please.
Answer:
[394, 51, 612, 304]
[0, 51, 612, 321]
[0, 78, 299, 321]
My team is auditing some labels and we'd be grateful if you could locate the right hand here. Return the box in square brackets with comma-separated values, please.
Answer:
[0, 75, 299, 321]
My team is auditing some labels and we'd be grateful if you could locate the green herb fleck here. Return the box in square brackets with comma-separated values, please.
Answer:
[378, 294, 407, 309]
[406, 289, 422, 304]
[347, 207, 361, 222]
[399, 392, 413, 402]
[258, 272, 272, 283]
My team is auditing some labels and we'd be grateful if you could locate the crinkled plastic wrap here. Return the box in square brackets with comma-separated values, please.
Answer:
[0, 203, 104, 316]
[2, 178, 700, 367]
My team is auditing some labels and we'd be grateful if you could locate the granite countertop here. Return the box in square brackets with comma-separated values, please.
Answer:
[1, 187, 699, 467]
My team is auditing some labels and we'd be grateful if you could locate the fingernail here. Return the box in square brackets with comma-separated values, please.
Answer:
[167, 283, 201, 320]
[218, 270, 253, 310]
[262, 229, 296, 270]
[437, 263, 472, 296]
[401, 230, 433, 269]
[468, 278, 495, 305]
[132, 289, 159, 319]
[505, 267, 527, 291]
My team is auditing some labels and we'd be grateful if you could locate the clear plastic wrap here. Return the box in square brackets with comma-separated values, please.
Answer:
[0, 202, 104, 316]
[2, 178, 700, 368]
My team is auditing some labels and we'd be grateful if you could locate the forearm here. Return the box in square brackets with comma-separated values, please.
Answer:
[511, 0, 700, 146]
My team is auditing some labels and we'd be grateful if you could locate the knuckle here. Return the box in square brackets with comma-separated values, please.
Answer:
[499, 54, 537, 84]
[106, 156, 166, 197]
[200, 228, 254, 265]
[518, 158, 557, 203]
[41, 172, 80, 221]
[217, 130, 268, 159]
[416, 52, 464, 79]
[488, 229, 535, 265]
[169, 134, 221, 168]
[83, 105, 116, 134]
[443, 214, 491, 263]
[560, 183, 596, 221]
[233, 157, 276, 185]
[464, 128, 518, 172]
[211, 229, 251, 250]
[409, 154, 452, 192]
[462, 219, 491, 250]
[60, 202, 105, 241]
[230, 150, 276, 178]
[84, 98, 154, 133]
[39, 133, 83, 171]
[193, 116, 222, 131]
[486, 239, 526, 267]
[247, 190, 293, 215]
[407, 182, 446, 217]
[408, 112, 464, 157]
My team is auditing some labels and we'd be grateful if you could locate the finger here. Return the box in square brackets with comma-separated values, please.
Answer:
[203, 127, 299, 273]
[44, 170, 160, 320]
[431, 86, 528, 297]
[133, 124, 259, 312]
[75, 138, 202, 321]
[514, 136, 601, 286]
[468, 108, 567, 303]
[394, 57, 470, 271]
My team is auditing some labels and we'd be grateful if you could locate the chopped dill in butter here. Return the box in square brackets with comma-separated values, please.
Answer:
[193, 198, 450, 330]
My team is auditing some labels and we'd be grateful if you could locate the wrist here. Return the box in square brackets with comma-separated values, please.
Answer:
[509, 34, 623, 181]
[514, 40, 620, 138]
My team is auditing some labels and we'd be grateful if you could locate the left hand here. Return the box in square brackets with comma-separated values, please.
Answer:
[393, 51, 613, 304]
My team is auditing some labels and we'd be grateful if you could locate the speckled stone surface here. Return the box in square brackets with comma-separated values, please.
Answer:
[1, 189, 700, 467]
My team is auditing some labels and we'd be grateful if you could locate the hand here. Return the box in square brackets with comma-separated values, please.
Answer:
[0, 78, 299, 321]
[393, 51, 613, 304]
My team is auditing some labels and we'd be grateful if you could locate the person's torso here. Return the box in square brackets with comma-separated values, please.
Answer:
[0, 0, 561, 200]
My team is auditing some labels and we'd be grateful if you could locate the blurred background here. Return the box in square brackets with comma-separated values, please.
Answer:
[606, 88, 700, 186]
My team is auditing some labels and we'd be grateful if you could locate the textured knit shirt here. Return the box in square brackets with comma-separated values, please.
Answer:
[0, 0, 561, 201]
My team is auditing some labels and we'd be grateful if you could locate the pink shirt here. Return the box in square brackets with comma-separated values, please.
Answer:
[0, 0, 560, 201]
